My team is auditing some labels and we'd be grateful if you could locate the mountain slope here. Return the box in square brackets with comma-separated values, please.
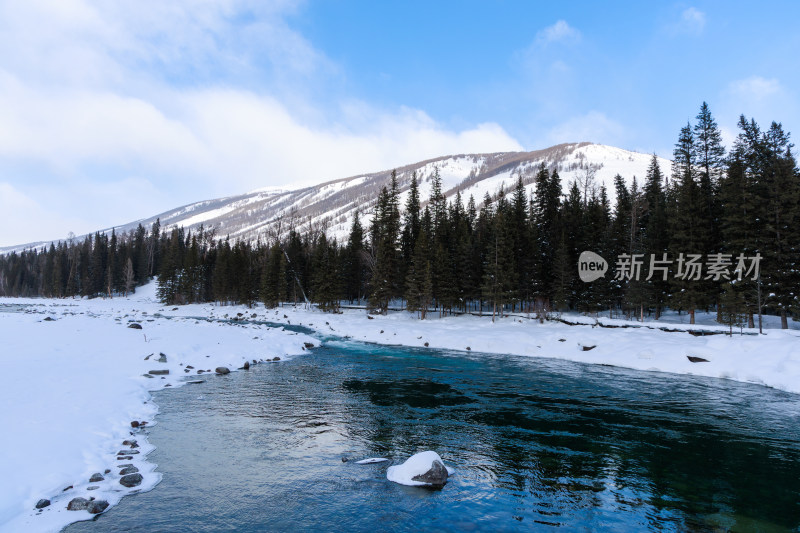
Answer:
[2, 143, 670, 252]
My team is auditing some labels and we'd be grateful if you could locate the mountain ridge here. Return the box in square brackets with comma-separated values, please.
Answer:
[2, 143, 670, 254]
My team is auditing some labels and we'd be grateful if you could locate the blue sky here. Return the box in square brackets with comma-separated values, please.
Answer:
[1, 1, 798, 246]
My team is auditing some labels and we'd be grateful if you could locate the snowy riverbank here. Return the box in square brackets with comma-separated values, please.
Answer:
[268, 305, 800, 395]
[2, 286, 799, 532]
[0, 284, 316, 533]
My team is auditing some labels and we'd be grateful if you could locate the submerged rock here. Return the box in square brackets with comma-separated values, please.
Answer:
[355, 457, 389, 464]
[157, 353, 168, 363]
[35, 499, 50, 509]
[120, 473, 143, 487]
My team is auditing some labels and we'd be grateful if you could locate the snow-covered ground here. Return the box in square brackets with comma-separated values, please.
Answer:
[3, 285, 799, 532]
[269, 305, 800, 395]
[0, 284, 316, 533]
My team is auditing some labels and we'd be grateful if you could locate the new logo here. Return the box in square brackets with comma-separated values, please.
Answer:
[578, 251, 608, 282]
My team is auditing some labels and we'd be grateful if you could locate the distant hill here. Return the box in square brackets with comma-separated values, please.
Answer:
[1, 143, 670, 253]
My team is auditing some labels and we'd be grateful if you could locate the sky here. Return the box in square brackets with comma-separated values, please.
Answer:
[1, 0, 798, 247]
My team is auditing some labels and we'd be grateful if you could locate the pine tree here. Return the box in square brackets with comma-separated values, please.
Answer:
[405, 228, 433, 318]
[668, 124, 705, 323]
[642, 154, 669, 318]
[343, 211, 366, 303]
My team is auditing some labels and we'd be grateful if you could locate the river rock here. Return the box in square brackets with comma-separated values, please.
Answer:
[243, 361, 250, 370]
[216, 366, 230, 374]
[35, 499, 50, 509]
[89, 473, 104, 482]
[120, 473, 143, 487]
[123, 439, 138, 447]
[412, 460, 448, 487]
[128, 323, 142, 329]
[387, 451, 451, 488]
[130, 420, 140, 428]
[157, 353, 168, 363]
[687, 355, 710, 363]
[87, 500, 109, 514]
[67, 497, 90, 511]
[304, 342, 314, 349]
[119, 465, 139, 475]
[272, 356, 280, 361]
[149, 369, 169, 375]
[43, 317, 55, 321]
[582, 345, 596, 351]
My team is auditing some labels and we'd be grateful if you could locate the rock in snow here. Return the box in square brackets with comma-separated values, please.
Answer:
[87, 500, 109, 514]
[386, 451, 453, 488]
[120, 473, 143, 487]
[34, 499, 50, 509]
[66, 497, 90, 511]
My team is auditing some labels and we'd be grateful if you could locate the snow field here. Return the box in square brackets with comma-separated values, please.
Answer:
[0, 284, 316, 533]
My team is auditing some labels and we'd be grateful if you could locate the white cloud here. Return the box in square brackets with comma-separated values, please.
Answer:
[719, 76, 795, 138]
[0, 0, 523, 246]
[728, 76, 783, 102]
[0, 182, 87, 246]
[535, 20, 581, 46]
[545, 111, 625, 146]
[680, 7, 706, 34]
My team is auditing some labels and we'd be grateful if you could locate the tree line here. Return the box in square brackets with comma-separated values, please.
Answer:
[1, 103, 798, 328]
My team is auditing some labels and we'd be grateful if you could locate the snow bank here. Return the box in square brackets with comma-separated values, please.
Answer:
[267, 306, 800, 396]
[0, 284, 316, 533]
[386, 451, 453, 487]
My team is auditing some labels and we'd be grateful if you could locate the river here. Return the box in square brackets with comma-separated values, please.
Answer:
[65, 335, 800, 531]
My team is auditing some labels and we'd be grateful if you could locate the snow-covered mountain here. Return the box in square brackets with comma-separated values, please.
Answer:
[2, 143, 670, 252]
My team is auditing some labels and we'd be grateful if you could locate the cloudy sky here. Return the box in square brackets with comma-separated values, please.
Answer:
[1, 1, 798, 246]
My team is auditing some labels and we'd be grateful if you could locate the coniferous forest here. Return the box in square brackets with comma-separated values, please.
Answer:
[2, 104, 799, 328]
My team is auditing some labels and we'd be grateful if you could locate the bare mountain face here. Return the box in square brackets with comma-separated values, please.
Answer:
[2, 143, 671, 252]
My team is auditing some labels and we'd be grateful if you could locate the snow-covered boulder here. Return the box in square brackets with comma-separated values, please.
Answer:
[386, 451, 452, 488]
